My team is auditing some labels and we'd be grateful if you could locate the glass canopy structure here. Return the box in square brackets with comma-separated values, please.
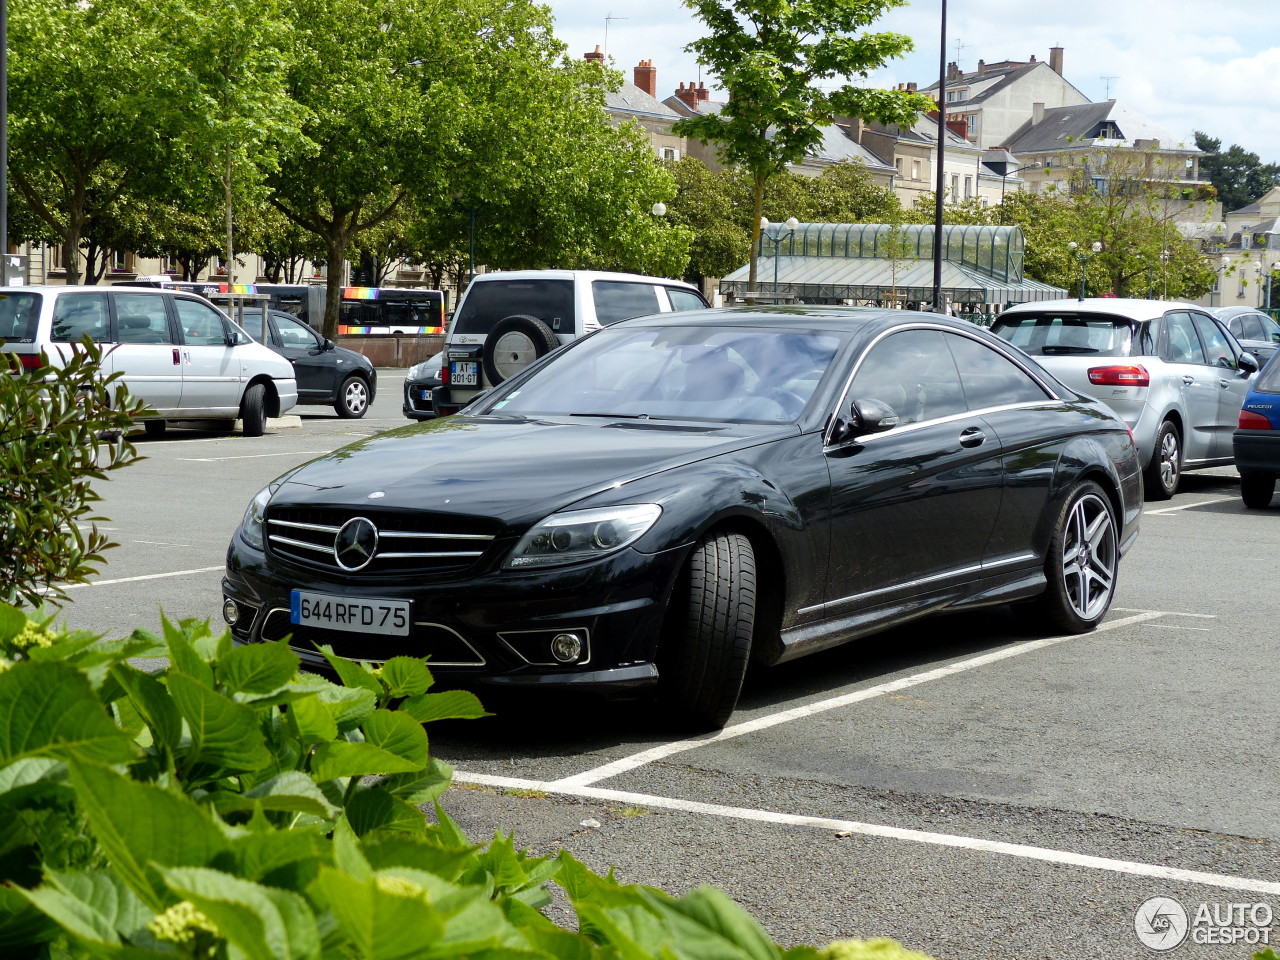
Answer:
[721, 223, 1067, 306]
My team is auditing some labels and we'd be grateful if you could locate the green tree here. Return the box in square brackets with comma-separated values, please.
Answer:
[1194, 132, 1280, 212]
[674, 0, 931, 291]
[8, 1, 185, 283]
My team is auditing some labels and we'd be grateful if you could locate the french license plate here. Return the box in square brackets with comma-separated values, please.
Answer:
[291, 590, 411, 636]
[418, 388, 431, 401]
[451, 360, 478, 387]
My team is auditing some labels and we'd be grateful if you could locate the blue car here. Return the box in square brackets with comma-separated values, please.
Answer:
[1234, 351, 1280, 507]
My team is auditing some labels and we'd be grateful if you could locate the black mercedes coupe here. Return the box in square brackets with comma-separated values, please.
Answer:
[223, 306, 1142, 729]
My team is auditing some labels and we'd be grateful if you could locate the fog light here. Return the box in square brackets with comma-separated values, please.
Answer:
[222, 599, 240, 626]
[550, 633, 583, 663]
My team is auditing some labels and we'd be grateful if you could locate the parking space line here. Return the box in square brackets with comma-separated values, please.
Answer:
[454, 772, 1280, 897]
[554, 610, 1165, 789]
[1144, 497, 1234, 515]
[178, 451, 331, 462]
[62, 566, 224, 589]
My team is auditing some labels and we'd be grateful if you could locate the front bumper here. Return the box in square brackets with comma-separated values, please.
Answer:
[402, 377, 438, 420]
[222, 535, 688, 694]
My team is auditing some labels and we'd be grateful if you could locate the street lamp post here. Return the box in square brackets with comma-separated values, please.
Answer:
[1067, 241, 1102, 299]
[1160, 248, 1171, 299]
[759, 216, 799, 304]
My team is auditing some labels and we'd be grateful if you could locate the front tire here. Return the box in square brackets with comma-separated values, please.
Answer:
[658, 531, 756, 731]
[1241, 472, 1276, 509]
[1142, 421, 1180, 500]
[143, 419, 166, 439]
[241, 383, 267, 437]
[335, 374, 370, 419]
[1025, 480, 1119, 634]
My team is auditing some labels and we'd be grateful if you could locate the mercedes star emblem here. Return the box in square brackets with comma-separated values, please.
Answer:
[334, 517, 379, 571]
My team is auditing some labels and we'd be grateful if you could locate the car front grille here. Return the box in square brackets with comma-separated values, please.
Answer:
[260, 608, 485, 666]
[265, 506, 497, 577]
[404, 381, 435, 414]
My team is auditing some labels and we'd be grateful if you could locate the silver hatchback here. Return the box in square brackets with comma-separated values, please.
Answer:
[992, 298, 1258, 499]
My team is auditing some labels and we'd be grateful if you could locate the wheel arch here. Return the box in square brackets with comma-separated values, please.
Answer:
[243, 374, 282, 419]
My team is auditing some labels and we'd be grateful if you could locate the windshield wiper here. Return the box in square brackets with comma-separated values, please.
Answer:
[1040, 345, 1101, 354]
[569, 412, 655, 419]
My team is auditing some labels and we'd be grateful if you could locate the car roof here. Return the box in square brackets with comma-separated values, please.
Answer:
[1212, 305, 1267, 319]
[613, 304, 980, 335]
[999, 298, 1202, 322]
[468, 269, 701, 291]
[15, 284, 172, 295]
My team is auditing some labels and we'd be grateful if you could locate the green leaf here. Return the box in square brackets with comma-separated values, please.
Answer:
[0, 602, 26, 643]
[658, 886, 784, 960]
[0, 757, 65, 799]
[167, 672, 272, 772]
[163, 865, 319, 960]
[217, 640, 299, 695]
[400, 689, 490, 724]
[287, 694, 338, 744]
[382, 758, 454, 804]
[226, 830, 328, 884]
[362, 709, 428, 766]
[110, 663, 182, 755]
[47, 870, 153, 943]
[0, 661, 138, 766]
[361, 835, 477, 881]
[311, 866, 445, 960]
[18, 883, 121, 947]
[345, 788, 426, 838]
[216, 771, 340, 820]
[377, 657, 433, 698]
[0, 884, 57, 952]
[312, 681, 378, 732]
[163, 619, 215, 686]
[310, 740, 422, 782]
[68, 761, 228, 909]
[317, 645, 384, 697]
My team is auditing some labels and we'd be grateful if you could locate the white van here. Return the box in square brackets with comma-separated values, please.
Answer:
[431, 270, 709, 415]
[0, 285, 298, 437]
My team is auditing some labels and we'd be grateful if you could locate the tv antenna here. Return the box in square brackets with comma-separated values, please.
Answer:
[953, 39, 968, 67]
[604, 13, 628, 61]
[1101, 75, 1118, 99]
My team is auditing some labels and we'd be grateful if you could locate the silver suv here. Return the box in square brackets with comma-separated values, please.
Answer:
[432, 270, 708, 415]
[992, 298, 1258, 499]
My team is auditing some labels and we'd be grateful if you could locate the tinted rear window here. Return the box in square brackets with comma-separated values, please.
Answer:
[592, 280, 661, 325]
[0, 292, 43, 344]
[453, 279, 575, 336]
[991, 311, 1145, 357]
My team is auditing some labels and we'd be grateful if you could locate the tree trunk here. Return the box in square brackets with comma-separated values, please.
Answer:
[748, 173, 765, 294]
[224, 151, 236, 288]
[321, 232, 349, 340]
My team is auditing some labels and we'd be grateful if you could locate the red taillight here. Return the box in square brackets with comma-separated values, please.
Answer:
[18, 355, 42, 372]
[1239, 409, 1273, 430]
[440, 363, 449, 385]
[1087, 364, 1150, 387]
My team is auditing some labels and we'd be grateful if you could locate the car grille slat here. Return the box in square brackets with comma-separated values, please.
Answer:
[260, 609, 485, 666]
[265, 506, 498, 577]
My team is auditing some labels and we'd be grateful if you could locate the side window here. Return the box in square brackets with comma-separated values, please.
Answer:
[111, 294, 173, 345]
[1240, 314, 1265, 341]
[1136, 319, 1159, 356]
[1164, 312, 1206, 364]
[1191, 312, 1237, 369]
[50, 293, 110, 343]
[174, 298, 229, 346]
[945, 333, 1049, 409]
[592, 281, 662, 325]
[276, 313, 322, 348]
[849, 329, 966, 426]
[667, 288, 708, 312]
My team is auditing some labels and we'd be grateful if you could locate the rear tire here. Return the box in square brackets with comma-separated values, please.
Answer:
[143, 419, 166, 439]
[241, 383, 267, 437]
[658, 531, 756, 731]
[335, 374, 370, 418]
[1241, 472, 1276, 509]
[1024, 480, 1119, 634]
[1142, 421, 1180, 500]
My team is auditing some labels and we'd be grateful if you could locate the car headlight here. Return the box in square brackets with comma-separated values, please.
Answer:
[239, 484, 274, 551]
[504, 504, 662, 569]
[406, 359, 433, 380]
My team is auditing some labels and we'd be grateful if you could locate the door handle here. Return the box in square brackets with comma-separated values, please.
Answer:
[1182, 376, 1195, 385]
[1219, 379, 1231, 388]
[959, 426, 985, 448]
[172, 348, 181, 366]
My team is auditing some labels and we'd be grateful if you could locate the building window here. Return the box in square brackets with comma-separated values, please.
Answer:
[950, 174, 959, 199]
[895, 157, 904, 175]
[966, 115, 977, 137]
[661, 146, 679, 161]
[110, 251, 130, 273]
[964, 176, 972, 199]
[912, 160, 921, 181]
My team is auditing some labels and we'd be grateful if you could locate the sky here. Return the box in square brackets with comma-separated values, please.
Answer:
[543, 0, 1280, 164]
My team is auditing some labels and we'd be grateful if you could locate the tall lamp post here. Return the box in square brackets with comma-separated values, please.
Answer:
[760, 216, 799, 304]
[1067, 241, 1102, 299]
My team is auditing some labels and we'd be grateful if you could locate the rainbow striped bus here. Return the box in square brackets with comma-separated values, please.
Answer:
[119, 280, 445, 336]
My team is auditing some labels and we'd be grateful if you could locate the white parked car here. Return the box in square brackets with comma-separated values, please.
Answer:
[991, 298, 1258, 499]
[0, 285, 297, 437]
[432, 270, 709, 415]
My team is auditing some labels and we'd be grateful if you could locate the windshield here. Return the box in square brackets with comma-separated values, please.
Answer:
[991, 311, 1142, 357]
[479, 325, 844, 423]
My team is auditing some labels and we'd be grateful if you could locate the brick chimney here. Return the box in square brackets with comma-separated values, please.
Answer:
[633, 59, 656, 96]
[1032, 102, 1045, 125]
[584, 45, 604, 64]
[1049, 46, 1064, 75]
[976, 59, 985, 77]
[674, 81, 710, 109]
[946, 61, 959, 82]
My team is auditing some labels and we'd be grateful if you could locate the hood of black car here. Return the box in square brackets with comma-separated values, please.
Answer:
[273, 415, 788, 526]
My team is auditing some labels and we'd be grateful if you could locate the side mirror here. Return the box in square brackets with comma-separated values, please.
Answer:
[829, 398, 900, 444]
[323, 338, 336, 352]
[1240, 352, 1260, 374]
